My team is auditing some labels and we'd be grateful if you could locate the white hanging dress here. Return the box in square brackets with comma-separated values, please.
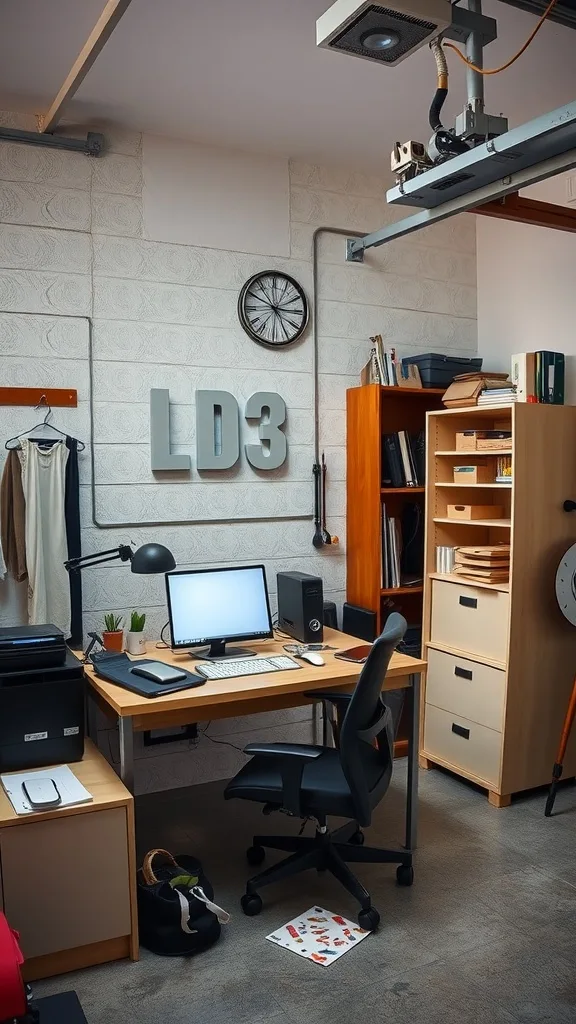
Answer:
[18, 438, 71, 634]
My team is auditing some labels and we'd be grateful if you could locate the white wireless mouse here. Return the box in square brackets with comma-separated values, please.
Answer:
[300, 652, 325, 666]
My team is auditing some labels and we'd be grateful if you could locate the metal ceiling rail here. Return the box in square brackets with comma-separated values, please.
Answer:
[346, 140, 576, 260]
[347, 100, 576, 259]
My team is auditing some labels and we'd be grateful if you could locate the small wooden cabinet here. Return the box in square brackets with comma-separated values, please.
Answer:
[421, 403, 576, 805]
[0, 741, 138, 979]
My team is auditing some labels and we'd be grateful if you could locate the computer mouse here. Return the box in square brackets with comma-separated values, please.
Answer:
[300, 652, 325, 666]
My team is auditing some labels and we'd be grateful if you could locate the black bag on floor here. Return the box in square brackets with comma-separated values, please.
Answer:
[137, 848, 229, 956]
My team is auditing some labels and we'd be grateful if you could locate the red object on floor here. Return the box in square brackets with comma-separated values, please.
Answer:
[0, 911, 27, 1023]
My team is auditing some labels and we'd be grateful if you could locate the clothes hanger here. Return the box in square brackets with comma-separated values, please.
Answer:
[5, 396, 85, 451]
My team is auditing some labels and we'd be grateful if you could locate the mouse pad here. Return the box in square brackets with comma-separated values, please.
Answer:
[91, 653, 205, 698]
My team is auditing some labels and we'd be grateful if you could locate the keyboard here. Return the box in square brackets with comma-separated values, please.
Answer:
[195, 655, 300, 680]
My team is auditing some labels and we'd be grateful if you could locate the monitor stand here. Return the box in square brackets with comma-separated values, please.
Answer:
[190, 640, 256, 661]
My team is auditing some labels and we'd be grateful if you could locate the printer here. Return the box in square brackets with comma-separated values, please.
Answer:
[0, 625, 85, 773]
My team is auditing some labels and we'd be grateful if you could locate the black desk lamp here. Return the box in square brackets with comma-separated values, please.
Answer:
[64, 543, 176, 662]
[64, 542, 176, 574]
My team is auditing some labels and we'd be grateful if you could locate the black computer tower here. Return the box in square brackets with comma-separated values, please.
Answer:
[0, 650, 85, 772]
[277, 571, 324, 643]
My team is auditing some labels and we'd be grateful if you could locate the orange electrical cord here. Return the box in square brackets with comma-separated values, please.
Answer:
[444, 0, 559, 75]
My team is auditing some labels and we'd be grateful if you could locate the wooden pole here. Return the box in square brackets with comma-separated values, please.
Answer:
[38, 0, 134, 133]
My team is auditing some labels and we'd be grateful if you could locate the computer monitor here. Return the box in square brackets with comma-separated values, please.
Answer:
[165, 564, 273, 660]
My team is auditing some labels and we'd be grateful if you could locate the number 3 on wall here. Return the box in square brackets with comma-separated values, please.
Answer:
[150, 388, 287, 472]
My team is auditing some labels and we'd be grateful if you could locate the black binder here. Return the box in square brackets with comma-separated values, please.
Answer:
[91, 652, 205, 698]
[383, 434, 405, 487]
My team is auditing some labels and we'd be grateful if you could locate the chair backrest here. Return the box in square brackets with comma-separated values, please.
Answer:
[339, 613, 407, 826]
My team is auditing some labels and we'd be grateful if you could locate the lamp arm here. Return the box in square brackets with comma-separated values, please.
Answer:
[64, 544, 134, 572]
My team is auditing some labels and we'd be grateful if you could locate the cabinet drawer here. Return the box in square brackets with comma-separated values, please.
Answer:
[430, 580, 509, 663]
[426, 648, 505, 732]
[423, 704, 502, 787]
[0, 808, 131, 959]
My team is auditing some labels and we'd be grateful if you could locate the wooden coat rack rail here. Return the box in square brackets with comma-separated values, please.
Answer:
[0, 388, 77, 407]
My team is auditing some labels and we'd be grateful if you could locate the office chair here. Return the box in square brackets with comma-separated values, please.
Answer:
[224, 613, 412, 931]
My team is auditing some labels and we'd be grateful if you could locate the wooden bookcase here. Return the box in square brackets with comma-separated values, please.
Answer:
[346, 384, 444, 751]
[421, 402, 576, 805]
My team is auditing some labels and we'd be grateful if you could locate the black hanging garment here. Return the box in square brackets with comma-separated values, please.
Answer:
[65, 436, 83, 647]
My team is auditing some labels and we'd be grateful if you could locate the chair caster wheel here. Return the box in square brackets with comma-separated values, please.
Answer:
[349, 829, 365, 845]
[396, 864, 414, 887]
[246, 844, 265, 866]
[358, 906, 380, 932]
[241, 893, 263, 916]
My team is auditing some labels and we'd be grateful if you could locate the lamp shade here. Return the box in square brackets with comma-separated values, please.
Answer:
[130, 543, 175, 574]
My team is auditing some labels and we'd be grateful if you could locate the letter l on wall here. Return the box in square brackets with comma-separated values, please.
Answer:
[150, 389, 192, 471]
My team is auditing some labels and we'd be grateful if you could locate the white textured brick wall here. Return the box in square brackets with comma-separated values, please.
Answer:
[0, 115, 477, 792]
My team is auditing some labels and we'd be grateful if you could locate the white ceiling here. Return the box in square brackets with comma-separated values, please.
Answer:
[1, 0, 576, 170]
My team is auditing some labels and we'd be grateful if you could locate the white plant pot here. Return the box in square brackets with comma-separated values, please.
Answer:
[126, 631, 146, 656]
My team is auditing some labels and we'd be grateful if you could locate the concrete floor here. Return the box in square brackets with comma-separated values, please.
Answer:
[35, 761, 576, 1024]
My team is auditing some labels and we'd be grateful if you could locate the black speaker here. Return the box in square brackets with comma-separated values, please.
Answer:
[342, 603, 377, 642]
[277, 572, 324, 643]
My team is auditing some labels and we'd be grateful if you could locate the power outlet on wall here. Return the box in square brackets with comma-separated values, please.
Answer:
[143, 724, 198, 747]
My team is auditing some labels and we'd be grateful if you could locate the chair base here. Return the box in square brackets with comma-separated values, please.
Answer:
[243, 821, 413, 930]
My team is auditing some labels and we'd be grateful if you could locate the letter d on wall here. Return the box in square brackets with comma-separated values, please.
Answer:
[196, 390, 240, 470]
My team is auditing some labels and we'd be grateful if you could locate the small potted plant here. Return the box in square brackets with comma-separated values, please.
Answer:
[126, 610, 147, 656]
[102, 613, 124, 652]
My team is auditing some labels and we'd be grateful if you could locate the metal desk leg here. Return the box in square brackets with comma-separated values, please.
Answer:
[405, 673, 420, 851]
[119, 717, 135, 794]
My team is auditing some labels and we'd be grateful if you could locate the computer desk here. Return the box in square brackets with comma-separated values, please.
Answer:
[82, 628, 426, 849]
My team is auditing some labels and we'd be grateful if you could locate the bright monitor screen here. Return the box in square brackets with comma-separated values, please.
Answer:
[165, 565, 273, 650]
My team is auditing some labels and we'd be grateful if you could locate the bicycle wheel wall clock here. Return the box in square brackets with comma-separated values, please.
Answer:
[237, 271, 309, 348]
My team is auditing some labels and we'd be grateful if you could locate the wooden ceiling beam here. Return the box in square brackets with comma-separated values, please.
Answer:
[38, 0, 134, 134]
[473, 193, 576, 233]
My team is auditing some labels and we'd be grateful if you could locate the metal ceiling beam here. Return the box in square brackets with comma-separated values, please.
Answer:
[346, 144, 576, 259]
[38, 0, 134, 133]
[474, 194, 576, 233]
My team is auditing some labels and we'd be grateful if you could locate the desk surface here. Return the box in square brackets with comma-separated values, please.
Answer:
[82, 628, 426, 720]
[0, 739, 132, 828]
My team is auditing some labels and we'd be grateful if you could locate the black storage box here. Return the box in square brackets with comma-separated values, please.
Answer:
[403, 354, 483, 388]
[0, 623, 66, 673]
[0, 650, 85, 772]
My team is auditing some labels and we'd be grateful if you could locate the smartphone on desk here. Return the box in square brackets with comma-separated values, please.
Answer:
[334, 644, 372, 664]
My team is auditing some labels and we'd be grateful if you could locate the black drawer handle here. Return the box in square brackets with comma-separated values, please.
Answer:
[459, 596, 477, 609]
[452, 722, 470, 740]
[454, 666, 473, 680]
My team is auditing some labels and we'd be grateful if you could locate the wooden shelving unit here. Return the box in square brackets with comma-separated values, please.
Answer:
[346, 384, 445, 754]
[421, 402, 576, 805]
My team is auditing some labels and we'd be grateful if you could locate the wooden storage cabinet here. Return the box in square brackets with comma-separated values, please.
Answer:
[346, 384, 444, 753]
[0, 741, 138, 979]
[422, 403, 576, 805]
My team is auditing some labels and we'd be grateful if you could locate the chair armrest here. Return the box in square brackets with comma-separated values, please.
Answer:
[243, 743, 324, 816]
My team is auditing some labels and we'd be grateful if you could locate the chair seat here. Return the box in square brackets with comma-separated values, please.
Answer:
[224, 745, 386, 819]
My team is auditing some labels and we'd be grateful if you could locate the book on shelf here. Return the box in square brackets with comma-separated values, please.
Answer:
[477, 387, 517, 406]
[496, 455, 512, 483]
[369, 335, 400, 386]
[381, 505, 401, 588]
[511, 351, 565, 404]
[382, 430, 425, 487]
